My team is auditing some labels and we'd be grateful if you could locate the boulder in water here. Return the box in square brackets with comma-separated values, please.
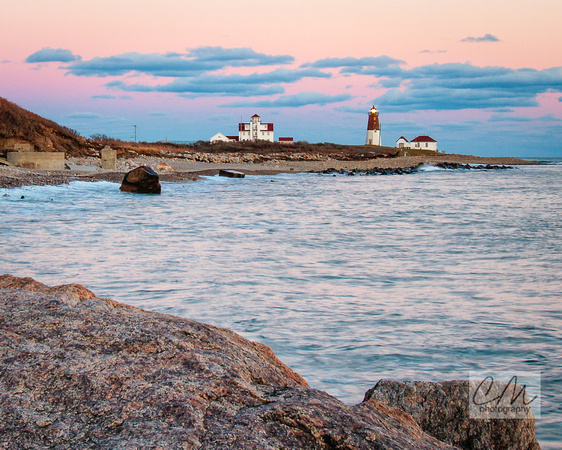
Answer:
[120, 165, 161, 194]
[364, 379, 541, 449]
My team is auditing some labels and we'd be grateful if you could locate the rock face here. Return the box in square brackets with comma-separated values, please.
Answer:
[0, 275, 456, 449]
[120, 165, 161, 194]
[0, 275, 541, 449]
[364, 380, 541, 450]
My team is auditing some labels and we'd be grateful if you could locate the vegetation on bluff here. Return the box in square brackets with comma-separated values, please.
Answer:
[0, 97, 90, 157]
[0, 97, 399, 161]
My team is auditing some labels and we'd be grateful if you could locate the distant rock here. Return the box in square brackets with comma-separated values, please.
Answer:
[156, 161, 173, 172]
[434, 162, 471, 170]
[219, 169, 245, 178]
[120, 165, 161, 194]
[364, 379, 541, 449]
[0, 274, 455, 449]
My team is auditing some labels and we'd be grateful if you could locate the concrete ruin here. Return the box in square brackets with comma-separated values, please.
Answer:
[7, 152, 65, 170]
[100, 146, 117, 170]
[0, 139, 34, 157]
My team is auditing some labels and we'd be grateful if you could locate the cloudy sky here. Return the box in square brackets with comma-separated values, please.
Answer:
[2, 0, 561, 156]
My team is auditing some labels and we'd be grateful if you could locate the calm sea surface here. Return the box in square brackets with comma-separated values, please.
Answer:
[1, 163, 561, 448]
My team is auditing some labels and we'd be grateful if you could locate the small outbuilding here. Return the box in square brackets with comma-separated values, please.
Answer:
[396, 136, 409, 149]
[210, 133, 232, 144]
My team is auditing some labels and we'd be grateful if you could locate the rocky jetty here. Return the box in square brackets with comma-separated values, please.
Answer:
[432, 162, 512, 171]
[320, 165, 422, 176]
[0, 275, 540, 449]
[120, 165, 161, 194]
[320, 163, 513, 177]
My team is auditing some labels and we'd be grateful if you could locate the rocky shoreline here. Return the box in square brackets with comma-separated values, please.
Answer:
[0, 153, 538, 189]
[321, 162, 514, 176]
[0, 275, 540, 449]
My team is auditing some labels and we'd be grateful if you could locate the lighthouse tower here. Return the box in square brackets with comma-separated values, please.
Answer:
[365, 106, 381, 146]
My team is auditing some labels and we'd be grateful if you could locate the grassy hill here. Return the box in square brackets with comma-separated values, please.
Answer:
[0, 97, 93, 157]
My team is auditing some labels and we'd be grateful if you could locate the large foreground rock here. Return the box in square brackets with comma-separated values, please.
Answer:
[364, 380, 540, 449]
[0, 275, 454, 449]
[120, 165, 161, 194]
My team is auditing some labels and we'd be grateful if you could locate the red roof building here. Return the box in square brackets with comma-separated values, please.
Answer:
[410, 136, 437, 143]
[211, 114, 279, 143]
[396, 135, 438, 152]
[238, 114, 274, 142]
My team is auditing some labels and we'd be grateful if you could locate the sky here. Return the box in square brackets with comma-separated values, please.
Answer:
[1, 0, 561, 157]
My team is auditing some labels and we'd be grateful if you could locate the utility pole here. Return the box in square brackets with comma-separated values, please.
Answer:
[133, 125, 137, 143]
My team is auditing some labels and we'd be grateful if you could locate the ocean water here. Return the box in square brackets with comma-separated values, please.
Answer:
[1, 163, 561, 448]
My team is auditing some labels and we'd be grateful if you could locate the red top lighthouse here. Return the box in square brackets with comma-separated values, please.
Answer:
[367, 106, 380, 131]
[365, 106, 381, 145]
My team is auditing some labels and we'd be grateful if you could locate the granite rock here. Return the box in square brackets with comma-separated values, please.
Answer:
[120, 165, 161, 194]
[364, 379, 540, 449]
[0, 275, 455, 449]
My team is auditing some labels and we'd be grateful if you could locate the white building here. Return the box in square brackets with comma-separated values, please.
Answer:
[210, 114, 274, 143]
[396, 135, 438, 152]
[238, 114, 274, 142]
[210, 133, 239, 144]
[210, 132, 230, 143]
[210, 114, 293, 143]
[365, 106, 381, 146]
[409, 136, 438, 151]
[396, 136, 409, 149]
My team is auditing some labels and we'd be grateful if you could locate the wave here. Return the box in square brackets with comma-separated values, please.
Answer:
[417, 164, 447, 172]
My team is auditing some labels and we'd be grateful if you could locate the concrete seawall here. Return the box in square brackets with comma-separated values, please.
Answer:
[7, 152, 65, 170]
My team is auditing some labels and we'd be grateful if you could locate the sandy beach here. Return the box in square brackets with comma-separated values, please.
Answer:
[0, 153, 537, 189]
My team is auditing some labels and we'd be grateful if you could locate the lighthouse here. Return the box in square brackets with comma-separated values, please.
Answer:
[365, 106, 381, 146]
